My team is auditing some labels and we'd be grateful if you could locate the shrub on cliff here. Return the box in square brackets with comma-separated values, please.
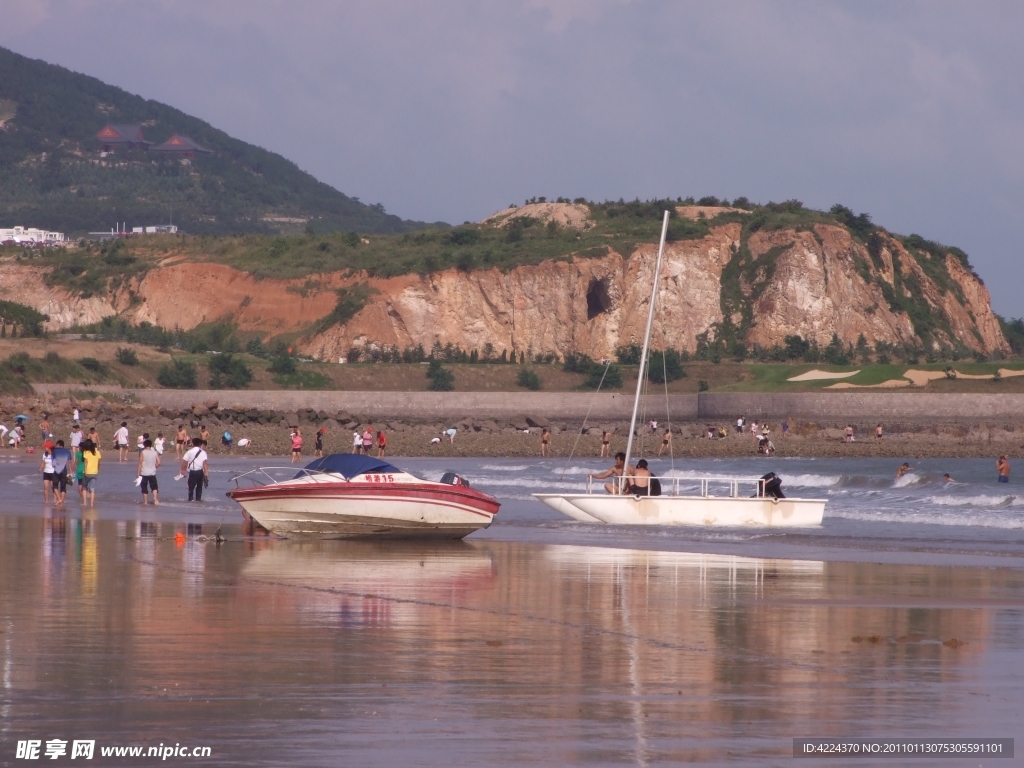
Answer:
[208, 353, 253, 389]
[269, 354, 296, 375]
[582, 362, 623, 390]
[157, 359, 198, 389]
[516, 368, 542, 391]
[426, 360, 455, 391]
[115, 347, 138, 366]
[648, 349, 686, 383]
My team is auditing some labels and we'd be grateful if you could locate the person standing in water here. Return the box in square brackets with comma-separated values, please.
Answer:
[997, 455, 1011, 483]
[181, 437, 209, 502]
[50, 440, 72, 507]
[39, 444, 55, 503]
[137, 438, 161, 506]
[81, 439, 101, 505]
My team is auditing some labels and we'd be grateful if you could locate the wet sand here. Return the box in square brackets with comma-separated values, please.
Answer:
[1, 509, 1022, 765]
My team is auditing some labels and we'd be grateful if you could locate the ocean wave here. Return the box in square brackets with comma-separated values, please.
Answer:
[830, 508, 1024, 529]
[781, 473, 844, 488]
[927, 494, 1016, 508]
[892, 473, 924, 488]
[482, 464, 532, 472]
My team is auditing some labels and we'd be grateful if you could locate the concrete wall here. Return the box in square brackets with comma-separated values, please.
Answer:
[30, 385, 698, 421]
[30, 384, 1024, 423]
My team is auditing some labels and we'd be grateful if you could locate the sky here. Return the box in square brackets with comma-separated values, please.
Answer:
[3, 0, 1024, 314]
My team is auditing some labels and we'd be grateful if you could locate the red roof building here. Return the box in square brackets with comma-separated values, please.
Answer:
[151, 135, 212, 159]
[96, 124, 152, 152]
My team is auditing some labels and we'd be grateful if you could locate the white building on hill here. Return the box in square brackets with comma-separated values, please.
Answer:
[0, 226, 66, 245]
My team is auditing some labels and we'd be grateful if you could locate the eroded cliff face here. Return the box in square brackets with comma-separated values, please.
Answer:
[0, 219, 1008, 357]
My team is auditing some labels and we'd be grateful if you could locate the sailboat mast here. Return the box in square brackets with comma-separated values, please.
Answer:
[623, 210, 670, 475]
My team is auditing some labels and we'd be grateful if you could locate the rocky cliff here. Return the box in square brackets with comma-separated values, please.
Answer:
[2, 204, 1008, 358]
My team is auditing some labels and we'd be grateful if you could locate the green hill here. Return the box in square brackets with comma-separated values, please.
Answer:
[0, 46, 436, 236]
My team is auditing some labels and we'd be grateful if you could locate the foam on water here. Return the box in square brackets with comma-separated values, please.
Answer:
[927, 494, 1018, 508]
[482, 464, 532, 472]
[892, 472, 925, 488]
[829, 508, 1024, 529]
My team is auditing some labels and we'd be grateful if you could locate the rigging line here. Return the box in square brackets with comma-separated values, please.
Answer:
[663, 346, 674, 474]
[560, 360, 610, 481]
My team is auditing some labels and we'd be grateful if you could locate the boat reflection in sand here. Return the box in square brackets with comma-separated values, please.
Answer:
[228, 454, 500, 539]
[241, 541, 496, 626]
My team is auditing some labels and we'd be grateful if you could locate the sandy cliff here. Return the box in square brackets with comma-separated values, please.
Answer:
[0, 211, 1008, 358]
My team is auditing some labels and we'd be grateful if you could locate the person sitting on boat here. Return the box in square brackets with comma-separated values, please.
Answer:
[629, 459, 653, 495]
[589, 452, 626, 494]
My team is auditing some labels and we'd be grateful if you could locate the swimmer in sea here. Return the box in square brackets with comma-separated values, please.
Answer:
[942, 473, 955, 483]
[896, 462, 912, 478]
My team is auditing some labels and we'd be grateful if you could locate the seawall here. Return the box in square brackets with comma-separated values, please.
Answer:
[29, 385, 1024, 423]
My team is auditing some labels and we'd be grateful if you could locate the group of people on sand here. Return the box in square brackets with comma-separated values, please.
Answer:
[36, 420, 212, 506]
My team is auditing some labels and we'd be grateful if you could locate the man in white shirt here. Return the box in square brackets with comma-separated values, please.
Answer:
[137, 438, 161, 505]
[352, 431, 361, 454]
[114, 422, 130, 462]
[180, 437, 209, 502]
[69, 424, 83, 455]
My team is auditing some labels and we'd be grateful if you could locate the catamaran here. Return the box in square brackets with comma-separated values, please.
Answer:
[533, 211, 826, 527]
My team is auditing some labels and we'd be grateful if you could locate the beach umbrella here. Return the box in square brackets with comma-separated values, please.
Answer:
[15, 414, 28, 422]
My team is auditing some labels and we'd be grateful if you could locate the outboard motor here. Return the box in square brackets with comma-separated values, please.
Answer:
[440, 472, 470, 487]
[759, 472, 785, 499]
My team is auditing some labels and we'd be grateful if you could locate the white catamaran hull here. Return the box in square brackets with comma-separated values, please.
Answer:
[540, 493, 825, 528]
[533, 494, 604, 523]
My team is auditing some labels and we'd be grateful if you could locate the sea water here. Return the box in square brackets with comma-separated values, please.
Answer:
[2, 454, 1023, 765]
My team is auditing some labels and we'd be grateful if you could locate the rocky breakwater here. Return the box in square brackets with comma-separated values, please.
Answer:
[5, 394, 1024, 459]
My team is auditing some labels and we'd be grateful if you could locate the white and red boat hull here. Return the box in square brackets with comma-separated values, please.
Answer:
[228, 464, 499, 539]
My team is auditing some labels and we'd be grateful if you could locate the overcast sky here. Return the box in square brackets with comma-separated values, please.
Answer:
[4, 1, 1024, 314]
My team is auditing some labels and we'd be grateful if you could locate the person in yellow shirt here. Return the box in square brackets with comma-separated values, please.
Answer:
[81, 438, 101, 505]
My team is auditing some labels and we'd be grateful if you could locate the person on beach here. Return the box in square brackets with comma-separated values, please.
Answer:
[875, 424, 884, 440]
[600, 430, 611, 458]
[706, 426, 714, 440]
[181, 437, 209, 502]
[353, 430, 362, 454]
[72, 407, 80, 423]
[10, 425, 24, 449]
[736, 416, 745, 434]
[997, 456, 1011, 483]
[75, 445, 86, 502]
[844, 425, 854, 443]
[88, 426, 99, 447]
[658, 428, 672, 456]
[137, 438, 161, 506]
[750, 421, 759, 440]
[445, 428, 457, 444]
[50, 440, 72, 507]
[81, 439, 101, 505]
[39, 414, 51, 445]
[540, 428, 551, 457]
[377, 430, 387, 458]
[781, 419, 789, 438]
[290, 428, 303, 463]
[362, 427, 374, 454]
[69, 424, 83, 455]
[314, 428, 325, 458]
[628, 458, 653, 495]
[114, 422, 130, 462]
[154, 433, 166, 456]
[589, 452, 627, 495]
[896, 462, 912, 478]
[221, 432, 232, 452]
[175, 425, 188, 459]
[39, 444, 55, 503]
[199, 425, 210, 447]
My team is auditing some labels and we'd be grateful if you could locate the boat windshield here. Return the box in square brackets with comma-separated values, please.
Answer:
[298, 454, 401, 480]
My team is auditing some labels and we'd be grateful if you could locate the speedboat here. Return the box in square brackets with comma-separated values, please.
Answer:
[228, 454, 500, 539]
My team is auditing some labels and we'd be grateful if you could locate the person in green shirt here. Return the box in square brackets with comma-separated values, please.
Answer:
[75, 448, 86, 502]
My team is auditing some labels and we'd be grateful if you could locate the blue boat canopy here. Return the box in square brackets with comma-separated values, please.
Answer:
[301, 453, 401, 479]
